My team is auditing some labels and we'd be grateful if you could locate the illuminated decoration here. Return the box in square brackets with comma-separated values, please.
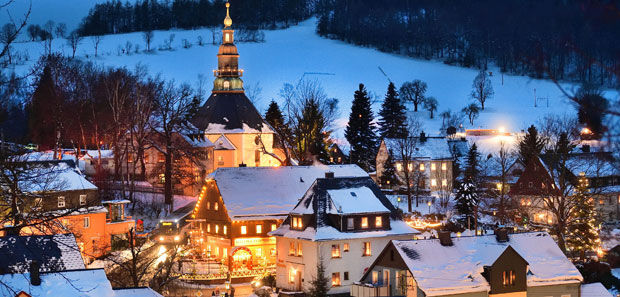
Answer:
[581, 127, 592, 135]
[212, 0, 244, 92]
[406, 218, 442, 229]
[233, 237, 276, 246]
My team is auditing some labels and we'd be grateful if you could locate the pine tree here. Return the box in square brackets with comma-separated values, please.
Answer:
[464, 143, 480, 183]
[380, 151, 399, 188]
[307, 260, 329, 297]
[265, 100, 286, 128]
[378, 82, 407, 139]
[28, 65, 62, 150]
[566, 176, 600, 259]
[345, 83, 377, 171]
[455, 181, 478, 228]
[518, 125, 546, 166]
[297, 98, 330, 164]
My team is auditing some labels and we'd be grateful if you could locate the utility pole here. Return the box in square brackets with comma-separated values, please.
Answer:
[534, 88, 537, 107]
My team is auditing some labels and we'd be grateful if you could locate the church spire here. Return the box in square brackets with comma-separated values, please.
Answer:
[212, 0, 244, 93]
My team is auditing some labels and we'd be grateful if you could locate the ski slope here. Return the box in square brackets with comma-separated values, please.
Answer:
[7, 16, 618, 147]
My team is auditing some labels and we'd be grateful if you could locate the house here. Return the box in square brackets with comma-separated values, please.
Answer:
[509, 152, 620, 224]
[189, 165, 368, 277]
[4, 160, 134, 260]
[190, 1, 284, 169]
[78, 149, 115, 176]
[270, 173, 418, 294]
[0, 234, 162, 297]
[376, 135, 466, 195]
[354, 231, 584, 297]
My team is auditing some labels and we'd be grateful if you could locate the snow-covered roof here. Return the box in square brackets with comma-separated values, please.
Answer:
[182, 134, 214, 148]
[581, 283, 613, 297]
[0, 234, 85, 274]
[209, 165, 368, 217]
[389, 232, 582, 296]
[79, 150, 114, 160]
[192, 92, 274, 134]
[384, 137, 460, 161]
[271, 176, 418, 241]
[18, 151, 77, 162]
[0, 268, 163, 297]
[466, 134, 518, 156]
[564, 152, 619, 178]
[17, 162, 97, 193]
[213, 134, 236, 150]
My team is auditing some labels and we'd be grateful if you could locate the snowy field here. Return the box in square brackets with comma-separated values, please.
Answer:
[5, 3, 619, 146]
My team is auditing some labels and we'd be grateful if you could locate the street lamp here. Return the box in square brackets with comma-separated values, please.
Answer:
[427, 200, 432, 214]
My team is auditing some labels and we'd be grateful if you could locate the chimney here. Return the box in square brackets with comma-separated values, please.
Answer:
[325, 171, 335, 179]
[29, 260, 41, 286]
[438, 230, 453, 246]
[581, 145, 590, 153]
[494, 227, 509, 243]
[238, 163, 247, 167]
[420, 131, 427, 142]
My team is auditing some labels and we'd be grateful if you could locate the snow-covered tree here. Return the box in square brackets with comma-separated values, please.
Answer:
[345, 83, 377, 171]
[378, 82, 407, 138]
[455, 181, 478, 229]
[518, 125, 546, 166]
[464, 143, 480, 184]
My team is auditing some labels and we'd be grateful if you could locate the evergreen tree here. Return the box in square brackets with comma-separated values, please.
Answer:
[378, 82, 407, 138]
[464, 143, 480, 183]
[455, 181, 478, 228]
[265, 100, 285, 128]
[265, 100, 293, 164]
[518, 125, 546, 166]
[28, 65, 62, 150]
[307, 260, 329, 297]
[345, 83, 377, 171]
[566, 175, 600, 259]
[380, 151, 399, 188]
[297, 98, 330, 164]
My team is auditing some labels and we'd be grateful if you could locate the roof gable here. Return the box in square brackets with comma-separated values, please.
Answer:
[214, 134, 236, 150]
[383, 137, 458, 161]
[491, 245, 528, 267]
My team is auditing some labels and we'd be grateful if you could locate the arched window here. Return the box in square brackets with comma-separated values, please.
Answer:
[223, 81, 230, 89]
[225, 33, 230, 42]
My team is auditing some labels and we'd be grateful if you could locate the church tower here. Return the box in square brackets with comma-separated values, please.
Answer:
[213, 2, 244, 93]
[191, 1, 284, 169]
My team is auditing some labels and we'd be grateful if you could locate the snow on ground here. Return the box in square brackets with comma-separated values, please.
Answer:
[6, 15, 619, 145]
[124, 190, 197, 232]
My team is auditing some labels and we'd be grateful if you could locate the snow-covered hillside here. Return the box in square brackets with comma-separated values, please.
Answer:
[6, 17, 619, 149]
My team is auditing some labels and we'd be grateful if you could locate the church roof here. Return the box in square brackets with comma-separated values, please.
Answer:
[191, 92, 273, 134]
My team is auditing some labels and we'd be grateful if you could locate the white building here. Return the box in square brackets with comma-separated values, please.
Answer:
[270, 173, 418, 294]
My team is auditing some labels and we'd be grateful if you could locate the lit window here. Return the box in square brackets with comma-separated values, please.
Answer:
[223, 248, 227, 257]
[256, 224, 262, 234]
[207, 202, 210, 209]
[34, 198, 42, 209]
[271, 224, 277, 231]
[431, 163, 436, 171]
[347, 217, 354, 230]
[408, 163, 413, 171]
[79, 194, 87, 206]
[331, 244, 341, 258]
[207, 224, 211, 232]
[223, 80, 230, 89]
[442, 179, 447, 186]
[343, 243, 349, 252]
[372, 271, 379, 283]
[289, 269, 296, 283]
[83, 217, 90, 228]
[214, 202, 219, 210]
[215, 247, 220, 256]
[502, 270, 515, 286]
[215, 224, 219, 233]
[442, 163, 447, 170]
[332, 272, 341, 286]
[225, 33, 230, 43]
[289, 242, 295, 256]
[431, 179, 437, 187]
[396, 163, 402, 171]
[256, 248, 262, 257]
[376, 216, 382, 228]
[241, 225, 247, 234]
[363, 242, 371, 256]
[361, 217, 368, 228]
[224, 226, 227, 235]
[57, 196, 65, 208]
[292, 217, 298, 228]
[297, 242, 303, 256]
[419, 163, 425, 171]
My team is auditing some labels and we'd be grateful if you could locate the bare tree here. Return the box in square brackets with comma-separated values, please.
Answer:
[423, 96, 438, 119]
[492, 142, 516, 224]
[462, 103, 480, 125]
[0, 23, 16, 64]
[91, 35, 102, 57]
[43, 20, 55, 54]
[142, 30, 154, 52]
[400, 80, 427, 112]
[471, 70, 494, 110]
[0, 2, 29, 62]
[54, 22, 66, 38]
[67, 31, 81, 58]
[395, 116, 423, 212]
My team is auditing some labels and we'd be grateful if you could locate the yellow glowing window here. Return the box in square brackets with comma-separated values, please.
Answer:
[215, 247, 219, 256]
[215, 225, 219, 233]
[207, 224, 211, 232]
[375, 216, 382, 228]
[332, 272, 341, 286]
[442, 163, 447, 170]
[363, 242, 371, 256]
[225, 33, 230, 42]
[271, 224, 277, 231]
[431, 179, 437, 187]
[361, 217, 368, 228]
[297, 242, 303, 256]
[419, 163, 425, 171]
[256, 224, 262, 234]
[224, 226, 227, 234]
[289, 242, 295, 256]
[396, 163, 402, 171]
[207, 202, 210, 210]
[289, 269, 296, 283]
[331, 244, 341, 258]
[241, 225, 247, 235]
[407, 163, 413, 171]
[214, 202, 219, 210]
[256, 248, 262, 257]
[502, 270, 515, 286]
[223, 248, 227, 256]
[442, 179, 448, 186]
[292, 217, 298, 228]
[343, 243, 349, 252]
[431, 163, 436, 171]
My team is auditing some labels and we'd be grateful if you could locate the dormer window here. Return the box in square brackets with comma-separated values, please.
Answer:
[361, 217, 369, 229]
[347, 217, 354, 230]
[502, 270, 515, 286]
[375, 216, 382, 228]
[292, 216, 303, 230]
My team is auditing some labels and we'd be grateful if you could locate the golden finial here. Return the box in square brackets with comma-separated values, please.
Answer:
[224, 1, 232, 28]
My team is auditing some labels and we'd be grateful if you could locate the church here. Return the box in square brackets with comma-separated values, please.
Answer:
[191, 3, 284, 169]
